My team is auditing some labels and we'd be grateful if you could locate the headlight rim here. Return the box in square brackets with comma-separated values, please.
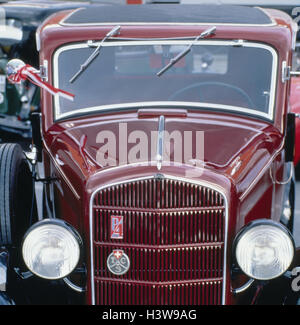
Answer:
[22, 218, 83, 280]
[233, 219, 295, 280]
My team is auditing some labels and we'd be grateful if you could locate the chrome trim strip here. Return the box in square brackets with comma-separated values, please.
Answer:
[95, 36, 239, 41]
[232, 278, 255, 295]
[55, 101, 273, 121]
[89, 174, 229, 305]
[84, 160, 204, 178]
[282, 61, 289, 83]
[63, 277, 86, 293]
[61, 22, 276, 27]
[156, 115, 165, 171]
[53, 40, 277, 122]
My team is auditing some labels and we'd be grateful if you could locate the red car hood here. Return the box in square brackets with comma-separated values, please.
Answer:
[46, 111, 282, 196]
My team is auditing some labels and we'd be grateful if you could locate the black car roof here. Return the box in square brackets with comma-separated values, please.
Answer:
[62, 4, 273, 26]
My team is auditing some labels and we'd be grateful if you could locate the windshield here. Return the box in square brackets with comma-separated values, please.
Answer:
[53, 40, 277, 120]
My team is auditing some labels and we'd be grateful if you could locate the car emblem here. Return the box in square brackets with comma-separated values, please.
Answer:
[110, 215, 124, 239]
[107, 250, 130, 275]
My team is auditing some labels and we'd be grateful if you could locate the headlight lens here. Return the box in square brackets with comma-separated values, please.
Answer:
[22, 220, 81, 280]
[235, 220, 294, 280]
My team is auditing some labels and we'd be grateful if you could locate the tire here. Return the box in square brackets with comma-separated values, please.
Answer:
[0, 143, 35, 246]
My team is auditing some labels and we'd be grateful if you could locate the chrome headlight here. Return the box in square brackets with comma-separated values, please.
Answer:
[22, 219, 82, 280]
[234, 220, 295, 280]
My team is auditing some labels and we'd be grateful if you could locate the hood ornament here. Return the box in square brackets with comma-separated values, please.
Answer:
[156, 115, 165, 171]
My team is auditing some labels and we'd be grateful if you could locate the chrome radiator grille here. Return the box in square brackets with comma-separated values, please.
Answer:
[91, 177, 226, 305]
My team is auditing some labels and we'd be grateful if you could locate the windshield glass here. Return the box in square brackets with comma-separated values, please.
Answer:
[53, 40, 277, 120]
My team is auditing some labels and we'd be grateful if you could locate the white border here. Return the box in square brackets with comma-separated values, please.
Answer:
[89, 174, 229, 305]
[53, 40, 278, 121]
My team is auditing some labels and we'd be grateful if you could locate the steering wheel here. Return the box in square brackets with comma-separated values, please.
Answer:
[168, 81, 256, 109]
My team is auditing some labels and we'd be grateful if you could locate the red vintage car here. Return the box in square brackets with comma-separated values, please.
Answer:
[1, 3, 300, 306]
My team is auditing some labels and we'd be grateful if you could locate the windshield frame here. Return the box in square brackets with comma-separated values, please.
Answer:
[52, 39, 278, 121]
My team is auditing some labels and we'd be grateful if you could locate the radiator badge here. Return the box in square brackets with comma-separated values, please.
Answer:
[107, 250, 130, 275]
[110, 215, 124, 239]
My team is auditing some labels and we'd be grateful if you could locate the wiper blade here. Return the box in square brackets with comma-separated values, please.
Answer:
[156, 26, 216, 77]
[69, 25, 121, 83]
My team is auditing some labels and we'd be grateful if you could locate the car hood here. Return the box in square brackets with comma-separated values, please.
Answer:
[46, 110, 282, 196]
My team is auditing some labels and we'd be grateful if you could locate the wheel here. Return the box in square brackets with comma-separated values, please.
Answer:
[0, 143, 35, 246]
[168, 81, 256, 109]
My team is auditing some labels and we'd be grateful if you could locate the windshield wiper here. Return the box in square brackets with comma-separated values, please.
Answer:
[156, 26, 216, 77]
[69, 25, 121, 83]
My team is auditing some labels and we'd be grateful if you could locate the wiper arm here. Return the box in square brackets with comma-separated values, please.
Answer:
[156, 26, 216, 77]
[69, 25, 121, 83]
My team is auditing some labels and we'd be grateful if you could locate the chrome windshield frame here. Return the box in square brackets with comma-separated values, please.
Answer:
[53, 39, 278, 121]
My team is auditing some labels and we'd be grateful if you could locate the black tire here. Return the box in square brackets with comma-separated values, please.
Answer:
[0, 143, 35, 246]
